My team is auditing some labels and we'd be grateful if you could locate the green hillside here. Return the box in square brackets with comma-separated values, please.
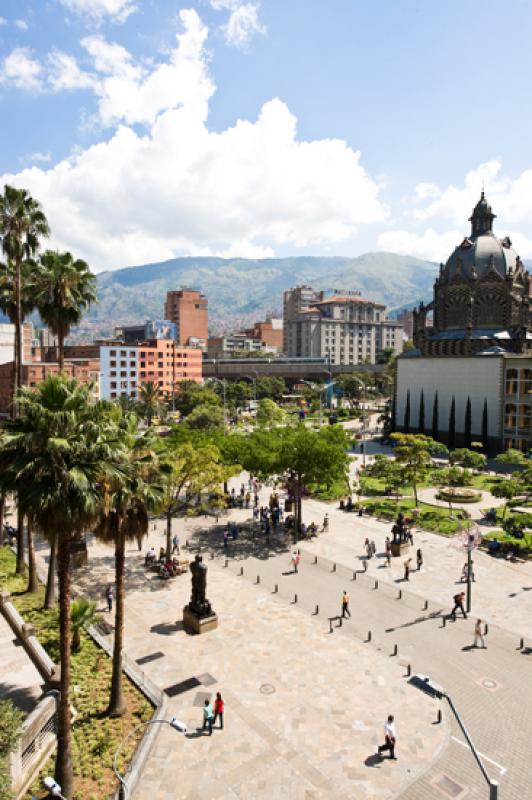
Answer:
[92, 252, 437, 325]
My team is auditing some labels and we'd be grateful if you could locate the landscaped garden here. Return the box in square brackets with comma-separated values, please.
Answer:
[0, 548, 153, 800]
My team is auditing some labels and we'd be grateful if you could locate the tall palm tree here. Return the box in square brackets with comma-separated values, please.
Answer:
[0, 185, 49, 399]
[0, 376, 121, 799]
[95, 414, 163, 716]
[138, 380, 162, 427]
[32, 250, 96, 372]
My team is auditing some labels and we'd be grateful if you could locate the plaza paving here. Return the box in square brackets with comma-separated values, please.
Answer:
[25, 461, 532, 800]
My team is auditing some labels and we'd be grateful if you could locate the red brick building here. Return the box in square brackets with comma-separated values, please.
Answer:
[164, 289, 208, 348]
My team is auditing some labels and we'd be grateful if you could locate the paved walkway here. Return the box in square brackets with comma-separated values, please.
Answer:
[0, 612, 43, 714]
[415, 486, 506, 520]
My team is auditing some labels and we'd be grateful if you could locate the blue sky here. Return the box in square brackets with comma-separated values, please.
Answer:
[1, 0, 532, 272]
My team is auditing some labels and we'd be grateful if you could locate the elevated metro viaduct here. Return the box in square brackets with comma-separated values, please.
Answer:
[202, 357, 386, 382]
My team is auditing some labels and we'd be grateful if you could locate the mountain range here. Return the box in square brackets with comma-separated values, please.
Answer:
[87, 252, 437, 336]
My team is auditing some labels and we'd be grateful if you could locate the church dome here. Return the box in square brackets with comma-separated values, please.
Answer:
[443, 192, 519, 281]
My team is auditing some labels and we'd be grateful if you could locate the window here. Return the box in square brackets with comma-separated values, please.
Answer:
[522, 370, 532, 396]
[506, 369, 519, 395]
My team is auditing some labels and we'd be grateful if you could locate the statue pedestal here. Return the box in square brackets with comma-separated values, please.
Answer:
[183, 606, 218, 635]
[391, 541, 410, 558]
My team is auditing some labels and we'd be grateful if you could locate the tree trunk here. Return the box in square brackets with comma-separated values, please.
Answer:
[166, 510, 172, 560]
[14, 255, 22, 407]
[0, 494, 5, 547]
[58, 331, 65, 373]
[27, 518, 38, 593]
[16, 508, 25, 575]
[413, 482, 418, 508]
[72, 627, 81, 653]
[44, 531, 57, 609]
[55, 534, 74, 799]
[108, 529, 126, 717]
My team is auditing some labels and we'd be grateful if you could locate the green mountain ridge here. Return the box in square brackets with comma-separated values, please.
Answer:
[91, 252, 438, 328]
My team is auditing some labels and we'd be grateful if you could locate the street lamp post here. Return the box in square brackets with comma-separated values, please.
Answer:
[113, 717, 186, 799]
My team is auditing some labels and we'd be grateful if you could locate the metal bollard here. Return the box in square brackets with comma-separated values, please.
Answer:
[406, 664, 411, 677]
[397, 590, 402, 600]
[489, 780, 499, 800]
[520, 636, 524, 649]
[484, 623, 488, 636]
[186, 539, 189, 548]
[294, 593, 298, 604]
[225, 559, 228, 568]
[442, 617, 446, 628]
[329, 618, 334, 634]
[314, 604, 319, 615]
[423, 600, 429, 610]
[352, 571, 357, 581]
[367, 630, 372, 642]
[363, 561, 368, 572]
[211, 551, 215, 560]
[436, 709, 442, 724]
[239, 566, 243, 576]
[256, 575, 260, 585]
[392, 644, 398, 656]
[332, 563, 336, 573]
[374, 579, 379, 590]
[314, 555, 318, 565]
[274, 583, 278, 593]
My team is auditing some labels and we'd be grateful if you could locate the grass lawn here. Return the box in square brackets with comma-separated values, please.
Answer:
[358, 476, 410, 496]
[0, 547, 153, 800]
[360, 497, 465, 535]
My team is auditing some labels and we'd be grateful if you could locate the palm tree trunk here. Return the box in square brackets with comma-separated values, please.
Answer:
[44, 531, 57, 609]
[58, 331, 65, 373]
[27, 518, 38, 593]
[14, 255, 22, 400]
[166, 510, 172, 559]
[55, 534, 74, 799]
[16, 508, 25, 575]
[108, 529, 126, 717]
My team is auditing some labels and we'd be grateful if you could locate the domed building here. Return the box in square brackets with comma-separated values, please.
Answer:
[394, 193, 532, 453]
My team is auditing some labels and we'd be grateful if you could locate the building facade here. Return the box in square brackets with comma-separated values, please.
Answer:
[283, 286, 324, 353]
[395, 193, 532, 453]
[0, 358, 100, 414]
[99, 340, 202, 401]
[284, 289, 403, 366]
[164, 289, 208, 348]
[245, 318, 283, 351]
[207, 334, 278, 359]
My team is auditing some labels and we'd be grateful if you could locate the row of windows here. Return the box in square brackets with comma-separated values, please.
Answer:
[505, 369, 532, 396]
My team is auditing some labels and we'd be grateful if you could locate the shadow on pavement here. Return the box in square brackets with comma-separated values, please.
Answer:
[364, 753, 383, 768]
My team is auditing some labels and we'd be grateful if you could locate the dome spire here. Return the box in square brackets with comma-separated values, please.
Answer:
[469, 190, 496, 237]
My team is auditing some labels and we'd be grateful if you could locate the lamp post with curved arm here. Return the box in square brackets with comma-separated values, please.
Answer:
[113, 717, 186, 799]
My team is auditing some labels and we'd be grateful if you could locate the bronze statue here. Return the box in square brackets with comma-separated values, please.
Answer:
[188, 555, 213, 618]
[392, 512, 408, 545]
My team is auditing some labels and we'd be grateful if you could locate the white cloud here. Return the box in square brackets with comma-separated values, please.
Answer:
[47, 49, 96, 91]
[0, 47, 42, 90]
[0, 10, 385, 271]
[26, 152, 52, 163]
[377, 228, 462, 263]
[0, 17, 7, 26]
[15, 19, 29, 30]
[58, 0, 136, 24]
[210, 0, 266, 48]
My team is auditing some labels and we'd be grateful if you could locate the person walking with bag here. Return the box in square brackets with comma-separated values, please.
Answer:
[213, 692, 225, 729]
[341, 590, 351, 619]
[473, 619, 486, 648]
[106, 584, 114, 613]
[378, 714, 397, 760]
[202, 699, 213, 735]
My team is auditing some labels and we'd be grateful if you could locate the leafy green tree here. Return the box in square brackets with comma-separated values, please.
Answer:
[95, 415, 163, 716]
[0, 699, 23, 800]
[449, 448, 487, 470]
[448, 396, 456, 450]
[256, 376, 286, 400]
[187, 402, 225, 430]
[255, 398, 286, 427]
[491, 479, 521, 520]
[495, 449, 527, 466]
[223, 381, 252, 413]
[335, 374, 365, 408]
[418, 390, 425, 435]
[0, 376, 119, 799]
[390, 433, 433, 506]
[464, 396, 472, 449]
[174, 382, 221, 417]
[376, 346, 395, 365]
[364, 454, 404, 499]
[0, 185, 49, 399]
[70, 597, 100, 652]
[160, 437, 237, 558]
[431, 392, 439, 440]
[138, 381, 163, 427]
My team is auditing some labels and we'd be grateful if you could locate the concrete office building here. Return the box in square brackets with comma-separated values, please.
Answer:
[164, 289, 208, 348]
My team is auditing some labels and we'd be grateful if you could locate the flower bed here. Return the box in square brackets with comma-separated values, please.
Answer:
[436, 487, 482, 504]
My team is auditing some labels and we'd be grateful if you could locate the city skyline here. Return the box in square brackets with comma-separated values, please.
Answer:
[2, 1, 532, 273]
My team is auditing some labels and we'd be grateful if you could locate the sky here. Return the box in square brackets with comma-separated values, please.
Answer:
[2, 0, 532, 273]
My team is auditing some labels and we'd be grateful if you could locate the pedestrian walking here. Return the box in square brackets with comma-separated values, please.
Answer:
[371, 540, 377, 556]
[106, 585, 114, 613]
[451, 591, 467, 620]
[213, 692, 224, 729]
[377, 714, 397, 760]
[416, 548, 423, 570]
[365, 538, 372, 559]
[202, 699, 213, 735]
[473, 619, 486, 648]
[323, 513, 329, 532]
[403, 558, 411, 581]
[341, 590, 351, 618]
[294, 550, 301, 573]
[291, 551, 298, 573]
[172, 534, 180, 555]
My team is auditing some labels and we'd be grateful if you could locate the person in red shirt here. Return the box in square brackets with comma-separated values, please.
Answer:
[213, 692, 224, 730]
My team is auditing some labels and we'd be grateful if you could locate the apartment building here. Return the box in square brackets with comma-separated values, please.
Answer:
[164, 289, 208, 348]
[244, 318, 283, 351]
[0, 358, 100, 414]
[283, 286, 324, 353]
[283, 290, 403, 366]
[99, 339, 202, 401]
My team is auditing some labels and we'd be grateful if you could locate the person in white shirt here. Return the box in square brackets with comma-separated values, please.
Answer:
[378, 714, 397, 759]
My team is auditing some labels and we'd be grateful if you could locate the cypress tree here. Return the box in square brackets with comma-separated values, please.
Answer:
[481, 398, 489, 450]
[464, 396, 472, 448]
[448, 396, 456, 450]
[404, 389, 410, 433]
[418, 390, 425, 435]
[432, 392, 439, 441]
